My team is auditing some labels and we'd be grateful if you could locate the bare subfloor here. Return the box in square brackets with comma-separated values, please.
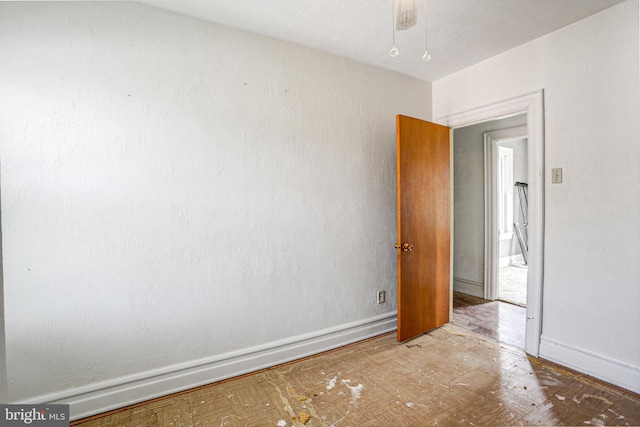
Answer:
[74, 295, 640, 427]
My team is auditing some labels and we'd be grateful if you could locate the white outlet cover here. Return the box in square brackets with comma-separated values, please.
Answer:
[552, 168, 563, 184]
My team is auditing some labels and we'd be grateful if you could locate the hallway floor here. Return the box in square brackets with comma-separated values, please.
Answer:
[453, 291, 526, 349]
[498, 263, 528, 307]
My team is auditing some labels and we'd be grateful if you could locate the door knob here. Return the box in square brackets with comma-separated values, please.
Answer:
[394, 242, 414, 252]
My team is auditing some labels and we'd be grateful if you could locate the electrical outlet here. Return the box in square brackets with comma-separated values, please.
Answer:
[552, 168, 563, 184]
[377, 290, 386, 304]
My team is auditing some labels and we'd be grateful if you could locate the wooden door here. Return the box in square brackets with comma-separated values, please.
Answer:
[396, 115, 451, 342]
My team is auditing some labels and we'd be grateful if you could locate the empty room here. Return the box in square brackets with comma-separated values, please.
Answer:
[1, 0, 639, 426]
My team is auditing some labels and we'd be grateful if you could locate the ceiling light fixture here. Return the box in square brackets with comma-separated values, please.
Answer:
[396, 0, 417, 30]
[389, 0, 432, 62]
[389, 0, 400, 57]
[422, 0, 431, 62]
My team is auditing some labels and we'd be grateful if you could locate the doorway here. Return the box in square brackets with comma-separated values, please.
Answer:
[438, 90, 544, 357]
[484, 126, 528, 307]
[497, 139, 528, 307]
[450, 117, 528, 349]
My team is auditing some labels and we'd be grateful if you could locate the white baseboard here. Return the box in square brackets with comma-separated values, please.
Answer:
[453, 277, 484, 298]
[539, 335, 640, 394]
[17, 313, 397, 421]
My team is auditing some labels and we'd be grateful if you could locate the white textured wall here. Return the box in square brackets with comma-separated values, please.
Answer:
[0, 173, 6, 402]
[435, 0, 640, 369]
[0, 2, 430, 401]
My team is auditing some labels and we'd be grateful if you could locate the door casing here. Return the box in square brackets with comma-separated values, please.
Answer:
[437, 90, 544, 357]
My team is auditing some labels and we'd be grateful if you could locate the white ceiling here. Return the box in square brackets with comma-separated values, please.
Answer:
[143, 0, 626, 82]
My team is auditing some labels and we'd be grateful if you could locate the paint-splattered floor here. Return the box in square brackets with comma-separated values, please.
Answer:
[74, 317, 640, 426]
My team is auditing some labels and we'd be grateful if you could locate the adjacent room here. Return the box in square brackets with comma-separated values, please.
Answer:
[1, 0, 638, 424]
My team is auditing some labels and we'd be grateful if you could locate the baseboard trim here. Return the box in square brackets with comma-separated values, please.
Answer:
[453, 277, 484, 298]
[18, 312, 397, 421]
[539, 335, 640, 394]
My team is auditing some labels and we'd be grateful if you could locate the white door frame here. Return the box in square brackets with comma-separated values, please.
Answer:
[437, 90, 544, 357]
[484, 126, 527, 301]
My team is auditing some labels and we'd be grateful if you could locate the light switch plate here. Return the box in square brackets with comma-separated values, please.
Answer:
[552, 168, 563, 184]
